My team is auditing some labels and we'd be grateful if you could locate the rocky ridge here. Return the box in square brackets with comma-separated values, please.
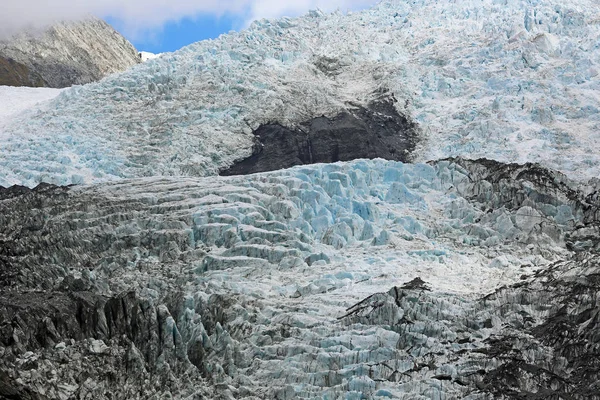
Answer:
[0, 17, 140, 88]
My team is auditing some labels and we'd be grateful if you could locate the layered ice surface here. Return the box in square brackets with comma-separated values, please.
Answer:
[1, 158, 582, 398]
[1, 0, 600, 187]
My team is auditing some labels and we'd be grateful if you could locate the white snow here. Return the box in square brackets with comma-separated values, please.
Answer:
[0, 0, 599, 187]
[0, 86, 63, 123]
[139, 51, 162, 62]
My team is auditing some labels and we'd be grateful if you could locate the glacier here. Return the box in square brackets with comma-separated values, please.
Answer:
[2, 158, 599, 398]
[0, 0, 600, 186]
[0, 86, 63, 122]
[2, 0, 600, 399]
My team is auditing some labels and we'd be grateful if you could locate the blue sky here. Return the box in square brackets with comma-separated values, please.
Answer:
[106, 13, 242, 54]
[103, 1, 377, 54]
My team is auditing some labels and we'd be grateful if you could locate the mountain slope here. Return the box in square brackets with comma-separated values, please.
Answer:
[0, 0, 599, 187]
[0, 17, 141, 88]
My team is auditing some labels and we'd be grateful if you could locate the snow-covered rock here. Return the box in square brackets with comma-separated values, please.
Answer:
[0, 17, 140, 88]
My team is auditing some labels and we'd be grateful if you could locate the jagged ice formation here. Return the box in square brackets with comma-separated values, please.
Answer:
[2, 0, 600, 399]
[2, 159, 600, 398]
[0, 0, 600, 187]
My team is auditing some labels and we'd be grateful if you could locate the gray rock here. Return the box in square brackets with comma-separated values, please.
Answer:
[220, 99, 419, 176]
[0, 17, 140, 88]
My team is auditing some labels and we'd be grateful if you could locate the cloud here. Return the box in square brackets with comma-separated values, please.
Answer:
[0, 0, 376, 39]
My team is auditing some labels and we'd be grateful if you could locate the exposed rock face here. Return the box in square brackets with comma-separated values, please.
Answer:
[0, 57, 45, 87]
[0, 17, 140, 88]
[220, 99, 419, 176]
[1, 158, 600, 398]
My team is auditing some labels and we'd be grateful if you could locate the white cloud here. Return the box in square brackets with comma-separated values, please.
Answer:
[0, 0, 376, 39]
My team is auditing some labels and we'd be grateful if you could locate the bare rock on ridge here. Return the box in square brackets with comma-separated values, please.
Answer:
[0, 17, 141, 88]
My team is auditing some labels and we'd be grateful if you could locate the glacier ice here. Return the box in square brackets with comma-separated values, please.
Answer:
[0, 0, 600, 186]
[2, 158, 598, 398]
[2, 0, 600, 398]
[0, 86, 63, 122]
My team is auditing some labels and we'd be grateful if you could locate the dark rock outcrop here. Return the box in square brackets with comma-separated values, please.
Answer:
[220, 99, 419, 176]
[0, 57, 45, 87]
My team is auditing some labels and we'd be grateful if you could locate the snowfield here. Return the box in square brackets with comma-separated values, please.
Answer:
[0, 86, 63, 123]
[1, 0, 600, 187]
